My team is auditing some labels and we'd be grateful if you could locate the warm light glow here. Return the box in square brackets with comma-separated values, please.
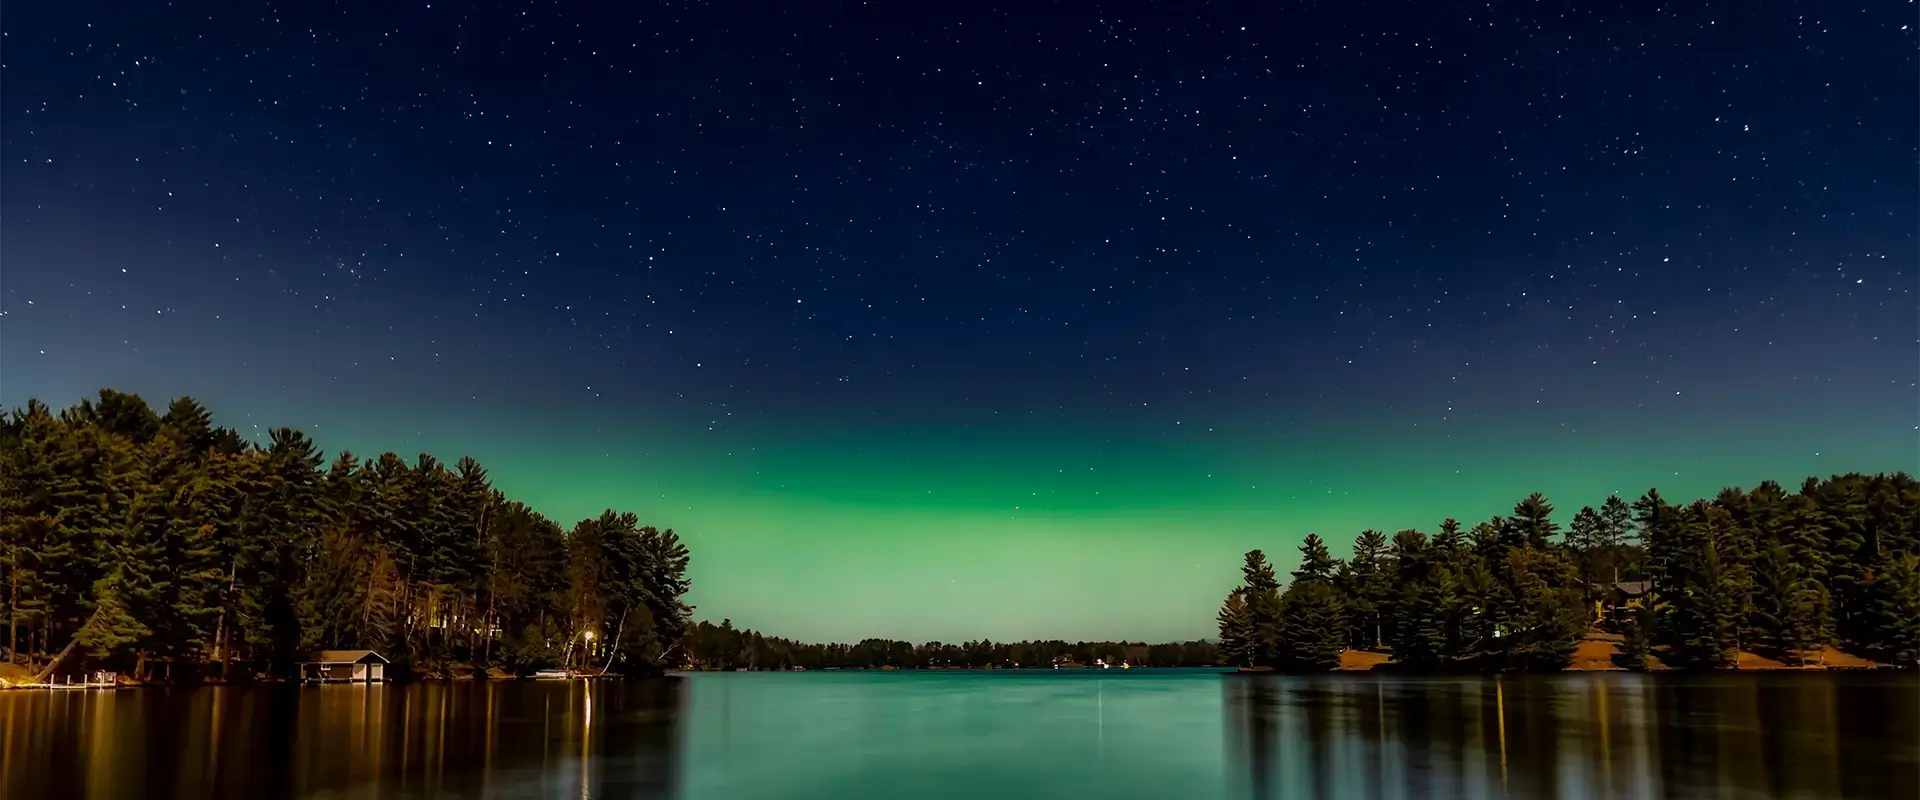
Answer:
[584, 631, 595, 641]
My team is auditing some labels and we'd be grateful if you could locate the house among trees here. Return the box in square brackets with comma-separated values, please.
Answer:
[299, 650, 391, 683]
[1600, 580, 1653, 622]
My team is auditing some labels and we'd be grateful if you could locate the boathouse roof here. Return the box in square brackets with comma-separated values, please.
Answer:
[303, 649, 390, 665]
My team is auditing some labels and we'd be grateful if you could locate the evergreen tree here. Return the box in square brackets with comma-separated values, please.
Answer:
[1467, 521, 1503, 562]
[1592, 494, 1638, 583]
[1634, 489, 1681, 615]
[1508, 492, 1560, 550]
[1278, 579, 1344, 671]
[1431, 518, 1464, 566]
[1344, 530, 1389, 649]
[6, 390, 1920, 679]
[0, 390, 699, 681]
[1231, 550, 1283, 667]
[1, 401, 67, 664]
[1392, 564, 1451, 670]
[229, 428, 325, 672]
[1499, 546, 1585, 670]
[1873, 553, 1920, 668]
[72, 389, 160, 444]
[1452, 560, 1500, 666]
[1614, 598, 1654, 671]
[1271, 539, 1345, 670]
[1669, 514, 1743, 670]
[158, 397, 218, 454]
[1568, 505, 1605, 594]
[1750, 544, 1820, 660]
[1599, 495, 1634, 549]
[1292, 534, 1338, 583]
[1215, 591, 1253, 667]
[1381, 529, 1429, 650]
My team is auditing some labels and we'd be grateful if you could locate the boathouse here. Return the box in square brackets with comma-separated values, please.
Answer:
[299, 650, 391, 683]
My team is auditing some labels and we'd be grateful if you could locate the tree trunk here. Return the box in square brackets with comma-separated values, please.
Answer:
[601, 609, 629, 674]
[32, 606, 107, 683]
[32, 637, 80, 684]
[6, 552, 16, 665]
[478, 597, 497, 671]
[214, 557, 237, 679]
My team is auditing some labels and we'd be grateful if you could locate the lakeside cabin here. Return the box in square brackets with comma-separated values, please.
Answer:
[1596, 580, 1654, 624]
[299, 650, 391, 683]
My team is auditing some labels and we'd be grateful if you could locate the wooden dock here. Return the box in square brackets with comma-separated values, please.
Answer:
[13, 672, 120, 690]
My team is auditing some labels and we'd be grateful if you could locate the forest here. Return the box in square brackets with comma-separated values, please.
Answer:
[1218, 475, 1920, 672]
[0, 390, 693, 682]
[678, 619, 1220, 670]
[8, 390, 1915, 683]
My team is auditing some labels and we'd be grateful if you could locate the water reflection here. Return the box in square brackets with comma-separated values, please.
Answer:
[1, 671, 1913, 799]
[0, 679, 684, 799]
[1224, 673, 1919, 800]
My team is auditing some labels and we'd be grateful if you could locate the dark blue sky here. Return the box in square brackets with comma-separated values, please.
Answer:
[7, 1, 1913, 423]
[3, 2, 1914, 638]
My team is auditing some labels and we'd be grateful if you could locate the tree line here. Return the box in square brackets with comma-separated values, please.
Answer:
[680, 619, 1221, 670]
[1218, 475, 1920, 672]
[0, 390, 693, 682]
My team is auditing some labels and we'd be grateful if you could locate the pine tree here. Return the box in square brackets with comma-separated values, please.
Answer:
[1500, 547, 1585, 670]
[36, 418, 142, 674]
[1392, 565, 1451, 670]
[1599, 495, 1634, 548]
[1, 401, 66, 664]
[1750, 544, 1819, 660]
[1292, 534, 1338, 583]
[1216, 591, 1253, 667]
[1344, 530, 1389, 649]
[1781, 489, 1836, 645]
[72, 389, 160, 444]
[1467, 521, 1503, 562]
[1568, 505, 1604, 590]
[635, 524, 692, 646]
[158, 396, 217, 454]
[1812, 476, 1873, 649]
[1233, 550, 1283, 667]
[233, 428, 324, 671]
[1592, 494, 1638, 586]
[1381, 529, 1429, 651]
[1872, 553, 1920, 668]
[1634, 489, 1681, 624]
[1452, 560, 1499, 666]
[1509, 493, 1560, 550]
[1279, 579, 1344, 671]
[1614, 599, 1654, 671]
[1431, 518, 1464, 566]
[1670, 524, 1742, 670]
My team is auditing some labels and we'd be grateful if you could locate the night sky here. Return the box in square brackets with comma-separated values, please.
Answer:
[2, 2, 1914, 643]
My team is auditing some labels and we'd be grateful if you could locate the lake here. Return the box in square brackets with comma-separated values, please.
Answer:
[2, 670, 1914, 799]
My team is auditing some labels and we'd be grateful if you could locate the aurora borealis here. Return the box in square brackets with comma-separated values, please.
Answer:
[2, 2, 1913, 644]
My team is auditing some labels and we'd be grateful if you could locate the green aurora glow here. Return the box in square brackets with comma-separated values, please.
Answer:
[201, 399, 1912, 645]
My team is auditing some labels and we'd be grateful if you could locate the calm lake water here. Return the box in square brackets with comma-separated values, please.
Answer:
[2, 670, 1915, 799]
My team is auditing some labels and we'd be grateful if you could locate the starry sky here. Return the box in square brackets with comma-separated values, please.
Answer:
[2, 2, 1914, 644]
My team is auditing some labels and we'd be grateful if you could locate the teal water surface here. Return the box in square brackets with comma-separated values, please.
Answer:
[2, 670, 1915, 798]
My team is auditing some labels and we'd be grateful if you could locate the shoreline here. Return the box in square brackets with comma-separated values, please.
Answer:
[1234, 639, 1892, 674]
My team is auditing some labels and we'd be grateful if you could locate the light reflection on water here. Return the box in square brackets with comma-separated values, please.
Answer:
[1, 671, 1913, 798]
